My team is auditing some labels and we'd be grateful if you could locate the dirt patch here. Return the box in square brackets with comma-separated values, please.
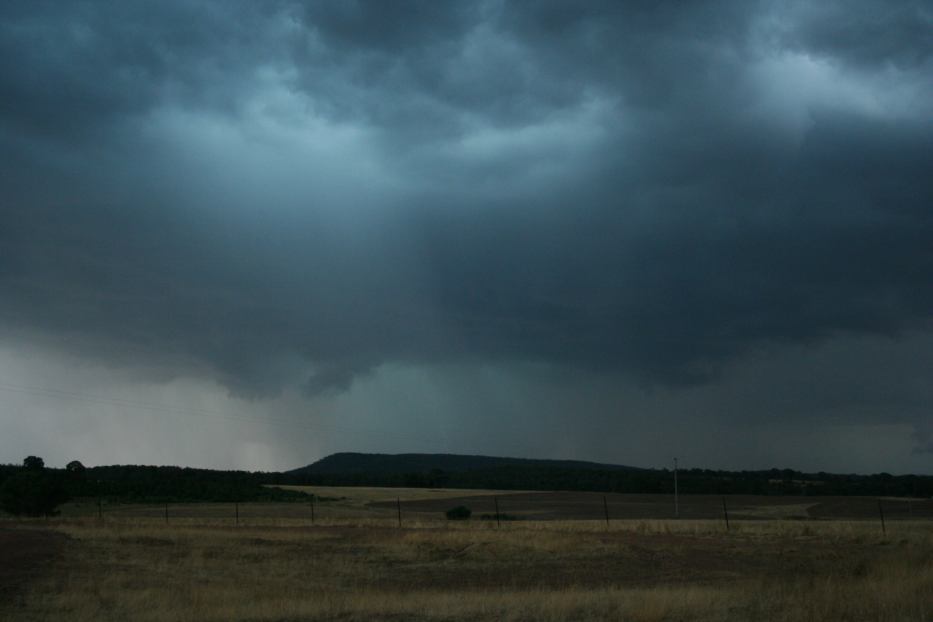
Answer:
[0, 527, 69, 609]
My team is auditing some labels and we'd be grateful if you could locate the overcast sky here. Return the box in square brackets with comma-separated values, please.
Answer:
[1, 1, 931, 474]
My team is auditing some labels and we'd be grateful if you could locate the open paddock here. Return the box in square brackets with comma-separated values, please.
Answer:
[4, 489, 932, 620]
[1, 514, 932, 621]
[43, 489, 932, 533]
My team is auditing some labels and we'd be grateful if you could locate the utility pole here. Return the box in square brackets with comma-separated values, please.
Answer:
[674, 458, 680, 519]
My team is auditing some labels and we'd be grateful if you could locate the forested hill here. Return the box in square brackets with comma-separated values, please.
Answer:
[278, 453, 933, 497]
[289, 452, 640, 476]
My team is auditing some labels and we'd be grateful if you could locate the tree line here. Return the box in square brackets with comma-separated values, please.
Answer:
[3, 457, 930, 517]
[0, 457, 309, 516]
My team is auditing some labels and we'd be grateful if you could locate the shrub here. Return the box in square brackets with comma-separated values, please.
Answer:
[445, 505, 472, 520]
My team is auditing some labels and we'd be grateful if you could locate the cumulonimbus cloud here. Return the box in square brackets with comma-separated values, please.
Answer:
[1, 0, 931, 403]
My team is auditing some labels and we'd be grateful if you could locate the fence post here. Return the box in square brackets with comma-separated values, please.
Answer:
[396, 497, 402, 528]
[878, 500, 886, 535]
[310, 497, 315, 525]
[236, 502, 239, 526]
[721, 496, 730, 532]
[603, 495, 610, 528]
[674, 458, 680, 519]
[494, 496, 501, 528]
[164, 502, 168, 524]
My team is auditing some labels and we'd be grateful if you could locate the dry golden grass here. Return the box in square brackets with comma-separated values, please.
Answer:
[3, 515, 932, 621]
[274, 484, 528, 503]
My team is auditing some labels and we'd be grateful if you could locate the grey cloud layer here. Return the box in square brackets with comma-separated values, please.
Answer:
[2, 1, 931, 406]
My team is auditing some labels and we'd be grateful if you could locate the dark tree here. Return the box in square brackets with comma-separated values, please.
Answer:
[23, 456, 45, 471]
[66, 460, 86, 475]
[0, 469, 70, 517]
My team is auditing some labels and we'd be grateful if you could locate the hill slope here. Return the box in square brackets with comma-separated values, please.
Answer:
[279, 453, 933, 497]
[288, 452, 640, 475]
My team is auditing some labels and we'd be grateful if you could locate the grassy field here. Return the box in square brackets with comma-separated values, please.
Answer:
[3, 518, 932, 621]
[50, 486, 933, 524]
[2, 490, 932, 620]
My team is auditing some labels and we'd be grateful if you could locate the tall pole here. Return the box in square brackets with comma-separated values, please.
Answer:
[674, 458, 680, 519]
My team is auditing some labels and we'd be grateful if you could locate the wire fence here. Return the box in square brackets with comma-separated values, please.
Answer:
[7, 493, 929, 534]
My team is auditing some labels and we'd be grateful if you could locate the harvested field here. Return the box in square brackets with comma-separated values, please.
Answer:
[376, 491, 933, 522]
[49, 489, 933, 527]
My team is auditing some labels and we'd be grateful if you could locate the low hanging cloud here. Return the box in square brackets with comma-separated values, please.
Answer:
[1, 2, 931, 465]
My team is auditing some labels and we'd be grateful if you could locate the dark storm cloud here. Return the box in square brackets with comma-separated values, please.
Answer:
[1, 0, 931, 409]
[780, 1, 933, 71]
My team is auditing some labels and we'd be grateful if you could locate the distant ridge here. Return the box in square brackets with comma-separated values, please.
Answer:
[281, 453, 933, 497]
[288, 452, 641, 475]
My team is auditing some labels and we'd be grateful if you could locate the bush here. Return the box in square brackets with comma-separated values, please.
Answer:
[445, 505, 471, 520]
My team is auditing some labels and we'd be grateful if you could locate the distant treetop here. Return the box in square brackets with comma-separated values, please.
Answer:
[23, 456, 45, 471]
